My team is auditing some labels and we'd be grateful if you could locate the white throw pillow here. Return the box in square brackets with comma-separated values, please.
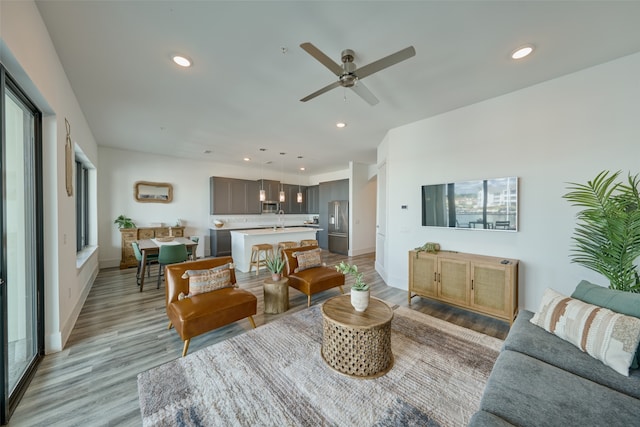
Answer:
[530, 288, 640, 376]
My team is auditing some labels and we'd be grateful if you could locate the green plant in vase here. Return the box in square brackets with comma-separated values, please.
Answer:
[336, 261, 370, 311]
[265, 253, 285, 281]
[114, 214, 136, 229]
[563, 170, 640, 293]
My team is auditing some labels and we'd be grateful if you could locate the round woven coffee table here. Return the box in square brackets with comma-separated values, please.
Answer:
[320, 295, 394, 378]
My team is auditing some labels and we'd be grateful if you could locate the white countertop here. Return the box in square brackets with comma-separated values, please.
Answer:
[230, 227, 322, 236]
[212, 224, 319, 231]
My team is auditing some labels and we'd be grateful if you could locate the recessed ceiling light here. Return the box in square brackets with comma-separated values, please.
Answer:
[300, 167, 305, 171]
[243, 157, 251, 162]
[511, 45, 534, 60]
[203, 150, 211, 154]
[172, 55, 192, 67]
[336, 122, 347, 128]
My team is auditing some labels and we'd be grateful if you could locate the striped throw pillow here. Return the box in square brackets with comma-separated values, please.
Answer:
[530, 288, 640, 376]
[293, 248, 322, 273]
[181, 264, 234, 296]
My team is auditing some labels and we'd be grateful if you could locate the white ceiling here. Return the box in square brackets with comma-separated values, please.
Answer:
[35, 1, 640, 175]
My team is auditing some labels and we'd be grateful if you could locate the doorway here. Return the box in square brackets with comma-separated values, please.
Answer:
[0, 66, 44, 424]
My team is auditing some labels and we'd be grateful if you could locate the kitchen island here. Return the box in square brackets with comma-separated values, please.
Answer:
[230, 227, 320, 273]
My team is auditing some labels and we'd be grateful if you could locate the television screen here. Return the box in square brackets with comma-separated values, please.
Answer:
[421, 177, 518, 231]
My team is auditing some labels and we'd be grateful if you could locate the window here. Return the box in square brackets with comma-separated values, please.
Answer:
[75, 158, 90, 252]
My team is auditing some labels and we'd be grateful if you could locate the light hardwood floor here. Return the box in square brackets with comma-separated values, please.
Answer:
[8, 252, 509, 426]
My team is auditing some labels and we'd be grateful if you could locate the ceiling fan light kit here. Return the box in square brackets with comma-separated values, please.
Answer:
[300, 42, 416, 106]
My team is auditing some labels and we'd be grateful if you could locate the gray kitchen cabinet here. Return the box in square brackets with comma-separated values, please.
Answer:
[245, 180, 261, 214]
[257, 179, 281, 202]
[284, 184, 307, 214]
[211, 177, 262, 214]
[210, 177, 233, 214]
[306, 185, 319, 214]
[210, 229, 231, 256]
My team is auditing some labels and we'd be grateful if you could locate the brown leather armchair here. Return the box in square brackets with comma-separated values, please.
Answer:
[282, 246, 344, 307]
[165, 257, 257, 357]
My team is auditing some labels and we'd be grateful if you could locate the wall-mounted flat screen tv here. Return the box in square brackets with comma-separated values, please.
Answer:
[421, 177, 518, 231]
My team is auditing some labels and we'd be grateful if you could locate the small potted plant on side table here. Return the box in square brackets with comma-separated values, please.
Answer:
[265, 253, 285, 281]
[336, 261, 370, 312]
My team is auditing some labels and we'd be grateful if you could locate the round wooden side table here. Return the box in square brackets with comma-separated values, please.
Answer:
[263, 277, 289, 314]
[320, 295, 394, 378]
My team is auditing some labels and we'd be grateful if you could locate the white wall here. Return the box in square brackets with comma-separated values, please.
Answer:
[349, 161, 377, 256]
[379, 52, 640, 312]
[1, 1, 99, 352]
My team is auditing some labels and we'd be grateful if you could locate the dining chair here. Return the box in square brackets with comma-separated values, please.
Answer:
[132, 241, 159, 286]
[157, 244, 189, 288]
[187, 236, 199, 260]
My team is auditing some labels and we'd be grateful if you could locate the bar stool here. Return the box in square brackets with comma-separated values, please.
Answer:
[277, 241, 298, 257]
[249, 243, 274, 276]
[300, 239, 318, 247]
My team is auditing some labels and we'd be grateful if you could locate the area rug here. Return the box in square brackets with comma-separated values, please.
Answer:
[138, 302, 503, 427]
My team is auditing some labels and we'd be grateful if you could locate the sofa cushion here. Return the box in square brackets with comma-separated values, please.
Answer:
[479, 350, 640, 427]
[293, 248, 322, 272]
[572, 280, 640, 368]
[530, 288, 640, 376]
[505, 310, 640, 399]
[181, 263, 234, 296]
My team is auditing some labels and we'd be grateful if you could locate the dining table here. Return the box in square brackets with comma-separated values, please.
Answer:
[137, 237, 198, 292]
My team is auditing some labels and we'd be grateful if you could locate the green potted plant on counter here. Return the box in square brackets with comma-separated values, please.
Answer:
[336, 261, 370, 312]
[114, 214, 136, 229]
[266, 253, 286, 281]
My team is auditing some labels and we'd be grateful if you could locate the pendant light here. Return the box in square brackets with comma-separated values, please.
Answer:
[259, 148, 266, 201]
[279, 152, 285, 203]
[297, 163, 304, 204]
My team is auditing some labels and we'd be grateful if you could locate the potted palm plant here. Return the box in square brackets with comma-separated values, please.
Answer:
[335, 261, 370, 312]
[265, 253, 286, 281]
[563, 170, 640, 292]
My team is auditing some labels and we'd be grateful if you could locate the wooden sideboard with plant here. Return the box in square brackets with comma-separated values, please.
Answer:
[120, 226, 185, 269]
[408, 250, 519, 324]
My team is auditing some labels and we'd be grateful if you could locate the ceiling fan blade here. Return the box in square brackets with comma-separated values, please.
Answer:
[300, 80, 342, 102]
[351, 81, 379, 106]
[300, 42, 343, 76]
[355, 46, 416, 79]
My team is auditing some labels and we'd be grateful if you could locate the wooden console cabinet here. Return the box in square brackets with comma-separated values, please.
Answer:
[120, 226, 185, 269]
[408, 250, 518, 324]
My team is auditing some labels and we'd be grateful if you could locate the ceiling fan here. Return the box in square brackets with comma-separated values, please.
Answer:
[299, 42, 416, 106]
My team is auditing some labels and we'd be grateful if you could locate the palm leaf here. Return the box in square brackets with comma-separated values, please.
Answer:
[564, 170, 640, 292]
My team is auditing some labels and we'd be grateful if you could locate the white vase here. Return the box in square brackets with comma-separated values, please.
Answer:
[350, 289, 370, 312]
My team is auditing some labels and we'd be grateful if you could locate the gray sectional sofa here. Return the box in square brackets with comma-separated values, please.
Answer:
[470, 282, 640, 427]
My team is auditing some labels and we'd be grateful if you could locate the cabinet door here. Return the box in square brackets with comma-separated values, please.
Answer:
[230, 179, 248, 213]
[410, 252, 437, 297]
[210, 177, 232, 214]
[216, 230, 232, 256]
[246, 180, 261, 214]
[120, 229, 137, 268]
[306, 185, 319, 213]
[438, 258, 470, 305]
[471, 262, 511, 318]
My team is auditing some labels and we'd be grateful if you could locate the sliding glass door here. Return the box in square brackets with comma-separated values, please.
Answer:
[0, 66, 44, 424]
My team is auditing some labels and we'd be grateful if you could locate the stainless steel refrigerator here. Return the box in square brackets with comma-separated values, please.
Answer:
[328, 200, 348, 255]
